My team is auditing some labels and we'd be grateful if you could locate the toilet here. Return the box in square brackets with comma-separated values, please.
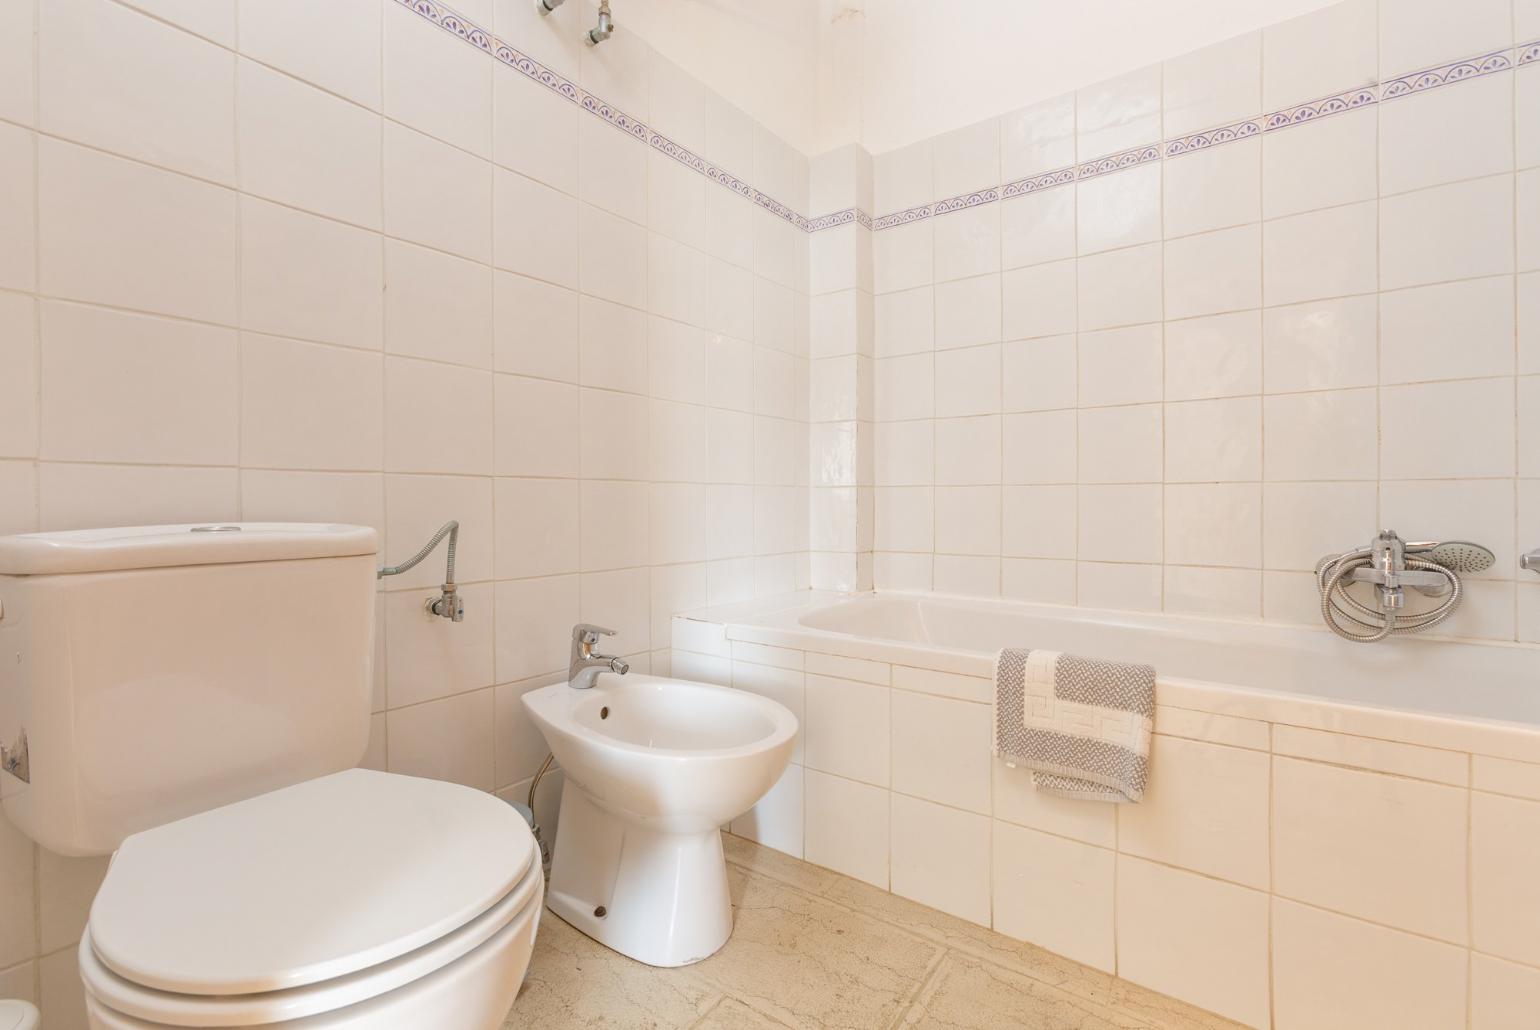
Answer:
[0, 524, 541, 1029]
[0, 1000, 38, 1030]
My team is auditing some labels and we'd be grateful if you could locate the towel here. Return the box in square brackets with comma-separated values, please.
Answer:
[993, 648, 1155, 803]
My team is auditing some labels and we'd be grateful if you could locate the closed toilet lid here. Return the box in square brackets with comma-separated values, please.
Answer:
[88, 769, 535, 997]
[0, 1000, 39, 1030]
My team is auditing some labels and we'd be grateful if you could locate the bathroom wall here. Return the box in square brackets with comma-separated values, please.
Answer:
[813, 0, 1344, 153]
[865, 0, 1540, 642]
[0, 0, 814, 1020]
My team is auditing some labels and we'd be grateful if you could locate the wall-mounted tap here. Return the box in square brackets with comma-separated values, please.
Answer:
[1523, 549, 1540, 574]
[1316, 530, 1495, 643]
[569, 623, 629, 688]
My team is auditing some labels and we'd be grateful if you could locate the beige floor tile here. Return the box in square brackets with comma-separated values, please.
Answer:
[899, 953, 1151, 1029]
[505, 911, 720, 1029]
[691, 996, 797, 1028]
[723, 830, 842, 895]
[686, 864, 944, 1029]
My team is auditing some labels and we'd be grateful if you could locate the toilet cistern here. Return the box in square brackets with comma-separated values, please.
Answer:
[569, 623, 630, 689]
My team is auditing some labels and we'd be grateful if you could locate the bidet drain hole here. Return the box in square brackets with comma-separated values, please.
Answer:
[600, 706, 609, 719]
[594, 905, 607, 918]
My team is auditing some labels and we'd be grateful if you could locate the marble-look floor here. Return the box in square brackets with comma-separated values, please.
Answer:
[504, 835, 1243, 1030]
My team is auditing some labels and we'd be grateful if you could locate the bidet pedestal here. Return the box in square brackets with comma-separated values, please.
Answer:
[546, 784, 733, 967]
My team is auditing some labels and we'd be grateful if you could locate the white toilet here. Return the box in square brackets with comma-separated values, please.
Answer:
[0, 524, 542, 1029]
[0, 1000, 38, 1030]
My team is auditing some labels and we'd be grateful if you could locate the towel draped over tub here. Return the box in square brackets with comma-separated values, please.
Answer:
[993, 648, 1155, 803]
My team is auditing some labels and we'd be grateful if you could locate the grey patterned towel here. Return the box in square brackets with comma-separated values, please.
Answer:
[993, 648, 1155, 803]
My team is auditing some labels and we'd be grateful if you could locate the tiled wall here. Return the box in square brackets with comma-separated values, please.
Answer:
[0, 0, 816, 1020]
[675, 621, 1540, 1029]
[863, 0, 1540, 642]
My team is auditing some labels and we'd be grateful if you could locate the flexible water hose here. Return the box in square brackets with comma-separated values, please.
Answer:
[1317, 551, 1461, 643]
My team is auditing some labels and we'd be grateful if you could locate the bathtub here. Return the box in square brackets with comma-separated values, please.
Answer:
[670, 591, 1540, 1028]
[709, 591, 1540, 760]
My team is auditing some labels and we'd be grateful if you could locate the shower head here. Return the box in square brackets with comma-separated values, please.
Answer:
[1408, 540, 1496, 575]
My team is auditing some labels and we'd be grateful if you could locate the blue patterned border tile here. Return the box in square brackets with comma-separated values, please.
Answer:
[806, 208, 875, 233]
[1261, 86, 1377, 131]
[1000, 166, 1077, 198]
[1381, 49, 1513, 100]
[872, 204, 934, 231]
[1075, 143, 1161, 181]
[1522, 40, 1540, 65]
[1164, 119, 1262, 157]
[933, 187, 1001, 216]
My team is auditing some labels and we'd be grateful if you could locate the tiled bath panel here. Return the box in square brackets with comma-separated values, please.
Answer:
[674, 616, 1540, 1029]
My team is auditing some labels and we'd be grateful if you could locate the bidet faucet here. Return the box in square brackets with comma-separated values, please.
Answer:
[569, 624, 630, 689]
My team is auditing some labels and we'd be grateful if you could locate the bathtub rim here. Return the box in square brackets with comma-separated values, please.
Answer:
[675, 590, 1540, 766]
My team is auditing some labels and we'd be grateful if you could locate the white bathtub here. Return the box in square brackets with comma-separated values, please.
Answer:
[716, 591, 1540, 760]
[671, 590, 1540, 1027]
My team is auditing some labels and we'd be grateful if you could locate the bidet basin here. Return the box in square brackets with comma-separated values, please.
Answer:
[522, 674, 797, 966]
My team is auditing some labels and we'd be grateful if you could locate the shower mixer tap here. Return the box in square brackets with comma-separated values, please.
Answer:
[1315, 530, 1495, 643]
[1523, 549, 1540, 574]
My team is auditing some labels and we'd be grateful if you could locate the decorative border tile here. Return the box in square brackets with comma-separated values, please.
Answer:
[1164, 118, 1261, 157]
[1077, 143, 1162, 181]
[393, 0, 828, 233]
[1261, 86, 1377, 131]
[1001, 166, 1077, 198]
[1381, 48, 1513, 100]
[392, 1, 1533, 240]
[872, 40, 1534, 229]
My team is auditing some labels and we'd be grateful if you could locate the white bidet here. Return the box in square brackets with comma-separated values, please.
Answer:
[522, 674, 797, 967]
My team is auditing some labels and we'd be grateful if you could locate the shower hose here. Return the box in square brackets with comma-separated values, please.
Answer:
[1315, 549, 1461, 643]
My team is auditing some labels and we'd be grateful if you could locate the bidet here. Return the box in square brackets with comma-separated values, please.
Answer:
[523, 673, 797, 966]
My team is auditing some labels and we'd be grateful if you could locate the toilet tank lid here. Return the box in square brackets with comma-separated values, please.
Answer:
[0, 523, 378, 575]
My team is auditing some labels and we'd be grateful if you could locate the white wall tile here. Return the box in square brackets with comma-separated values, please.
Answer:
[1262, 108, 1377, 220]
[0, 292, 36, 460]
[384, 121, 492, 264]
[384, 357, 493, 475]
[1001, 187, 1075, 270]
[1002, 411, 1076, 484]
[804, 769, 889, 888]
[41, 0, 235, 183]
[1163, 32, 1260, 139]
[1076, 65, 1162, 159]
[1002, 335, 1077, 412]
[1117, 855, 1270, 1028]
[241, 197, 384, 351]
[241, 333, 382, 471]
[805, 673, 890, 786]
[0, 0, 34, 126]
[1003, 260, 1077, 341]
[1381, 378, 1514, 480]
[1380, 0, 1512, 77]
[39, 138, 239, 324]
[1472, 954, 1540, 1030]
[890, 691, 990, 813]
[1078, 243, 1163, 331]
[1263, 201, 1377, 306]
[1078, 324, 1162, 407]
[1273, 756, 1468, 942]
[39, 463, 239, 531]
[493, 168, 579, 290]
[1165, 139, 1261, 238]
[1165, 397, 1261, 482]
[1380, 174, 1514, 291]
[1272, 897, 1467, 1030]
[1078, 405, 1162, 484]
[1472, 791, 1540, 966]
[890, 794, 990, 925]
[1263, 0, 1377, 110]
[40, 301, 237, 465]
[933, 274, 1000, 350]
[1164, 223, 1260, 319]
[1263, 295, 1378, 394]
[386, 687, 495, 791]
[1001, 93, 1075, 181]
[1264, 389, 1378, 481]
[993, 822, 1114, 972]
[384, 240, 493, 369]
[1118, 734, 1270, 887]
[239, 0, 381, 110]
[382, 1, 491, 157]
[0, 123, 34, 294]
[1076, 162, 1161, 255]
[1166, 310, 1260, 400]
[237, 59, 381, 230]
[1380, 72, 1512, 196]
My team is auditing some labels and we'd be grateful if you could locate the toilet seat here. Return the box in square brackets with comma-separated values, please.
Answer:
[80, 770, 541, 1027]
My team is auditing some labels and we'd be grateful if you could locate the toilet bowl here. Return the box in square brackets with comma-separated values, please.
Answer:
[523, 674, 796, 967]
[78, 770, 542, 1029]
